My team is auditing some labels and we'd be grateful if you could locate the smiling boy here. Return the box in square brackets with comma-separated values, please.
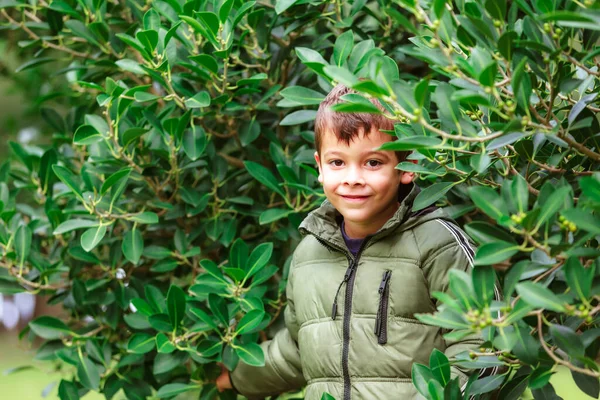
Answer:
[217, 84, 497, 399]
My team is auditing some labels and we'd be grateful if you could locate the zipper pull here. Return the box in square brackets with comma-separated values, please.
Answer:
[379, 270, 391, 294]
[331, 260, 356, 320]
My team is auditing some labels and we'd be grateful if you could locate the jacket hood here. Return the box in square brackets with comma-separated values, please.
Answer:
[298, 183, 448, 251]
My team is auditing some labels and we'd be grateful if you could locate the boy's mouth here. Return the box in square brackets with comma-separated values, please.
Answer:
[339, 195, 370, 202]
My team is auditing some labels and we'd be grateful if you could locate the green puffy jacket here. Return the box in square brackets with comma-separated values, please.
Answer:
[231, 185, 498, 399]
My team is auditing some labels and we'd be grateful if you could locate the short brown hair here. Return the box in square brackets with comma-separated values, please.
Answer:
[314, 84, 408, 163]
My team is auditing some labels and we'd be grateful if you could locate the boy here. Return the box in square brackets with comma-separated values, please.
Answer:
[217, 84, 495, 399]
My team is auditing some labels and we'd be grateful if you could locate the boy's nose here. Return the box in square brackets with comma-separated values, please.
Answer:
[343, 166, 365, 186]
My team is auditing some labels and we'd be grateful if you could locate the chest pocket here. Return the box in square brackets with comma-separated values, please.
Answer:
[373, 264, 435, 345]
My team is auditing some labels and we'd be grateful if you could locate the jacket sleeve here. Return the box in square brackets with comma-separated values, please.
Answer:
[421, 239, 502, 389]
[229, 257, 306, 399]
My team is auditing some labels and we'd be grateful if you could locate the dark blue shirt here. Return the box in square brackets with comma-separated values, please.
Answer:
[341, 221, 364, 257]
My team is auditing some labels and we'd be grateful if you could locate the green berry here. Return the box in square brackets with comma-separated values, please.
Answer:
[543, 23, 551, 33]
[569, 222, 577, 232]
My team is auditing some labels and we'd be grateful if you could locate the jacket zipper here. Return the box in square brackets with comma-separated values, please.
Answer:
[374, 270, 392, 345]
[312, 232, 371, 400]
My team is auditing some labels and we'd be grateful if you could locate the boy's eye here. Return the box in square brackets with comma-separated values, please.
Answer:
[366, 160, 382, 167]
[329, 160, 344, 167]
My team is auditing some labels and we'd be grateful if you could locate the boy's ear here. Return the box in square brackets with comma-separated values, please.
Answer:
[399, 159, 417, 184]
[314, 151, 323, 184]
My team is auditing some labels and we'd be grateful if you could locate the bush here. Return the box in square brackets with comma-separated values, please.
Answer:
[0, 0, 599, 399]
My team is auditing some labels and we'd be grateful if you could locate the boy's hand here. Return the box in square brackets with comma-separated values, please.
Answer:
[216, 364, 232, 392]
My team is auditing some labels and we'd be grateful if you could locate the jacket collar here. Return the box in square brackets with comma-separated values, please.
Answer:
[299, 183, 426, 252]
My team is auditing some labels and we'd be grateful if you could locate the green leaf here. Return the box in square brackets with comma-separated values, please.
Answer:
[65, 19, 100, 46]
[550, 324, 584, 359]
[15, 57, 56, 73]
[153, 352, 188, 375]
[30, 316, 72, 340]
[127, 212, 159, 224]
[485, 0, 506, 20]
[39, 148, 58, 194]
[295, 47, 328, 76]
[167, 285, 186, 328]
[469, 374, 505, 395]
[122, 127, 148, 146]
[472, 265, 496, 305]
[275, 0, 299, 14]
[156, 333, 176, 354]
[182, 126, 207, 161]
[156, 384, 199, 398]
[244, 161, 286, 198]
[379, 136, 442, 151]
[564, 257, 593, 301]
[184, 91, 211, 108]
[511, 175, 529, 213]
[412, 363, 435, 398]
[189, 54, 219, 74]
[516, 282, 566, 312]
[208, 294, 229, 326]
[259, 208, 293, 225]
[245, 242, 273, 279]
[429, 349, 450, 386]
[0, 277, 25, 295]
[77, 354, 100, 391]
[280, 110, 317, 126]
[535, 186, 570, 231]
[122, 229, 143, 264]
[136, 29, 158, 53]
[229, 241, 249, 275]
[234, 342, 265, 366]
[134, 91, 160, 103]
[219, 0, 234, 23]
[468, 186, 508, 221]
[512, 57, 532, 111]
[189, 307, 218, 330]
[197, 339, 222, 357]
[333, 30, 354, 66]
[52, 165, 85, 202]
[465, 221, 516, 245]
[58, 380, 80, 400]
[180, 15, 218, 47]
[280, 86, 325, 105]
[54, 219, 99, 235]
[81, 225, 107, 252]
[127, 333, 155, 354]
[415, 308, 470, 330]
[580, 176, 600, 203]
[428, 380, 444, 400]
[14, 225, 31, 268]
[412, 182, 457, 211]
[73, 125, 103, 145]
[100, 168, 132, 197]
[474, 241, 520, 266]
[236, 310, 265, 334]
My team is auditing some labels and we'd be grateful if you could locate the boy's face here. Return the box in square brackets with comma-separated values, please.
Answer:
[314, 128, 414, 238]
